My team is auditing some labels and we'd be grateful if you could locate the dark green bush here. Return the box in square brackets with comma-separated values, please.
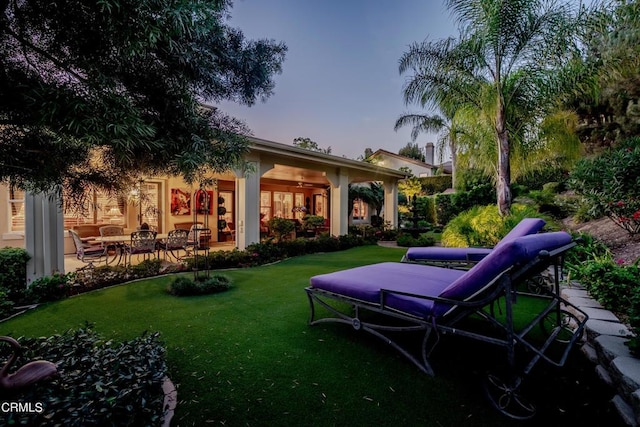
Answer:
[420, 175, 452, 195]
[434, 193, 455, 225]
[267, 217, 295, 241]
[566, 232, 640, 356]
[416, 196, 436, 224]
[0, 247, 31, 302]
[24, 272, 72, 303]
[167, 276, 200, 296]
[167, 274, 232, 296]
[3, 325, 166, 425]
[0, 288, 14, 318]
[198, 275, 232, 294]
[128, 258, 163, 278]
[452, 182, 496, 213]
[396, 233, 436, 247]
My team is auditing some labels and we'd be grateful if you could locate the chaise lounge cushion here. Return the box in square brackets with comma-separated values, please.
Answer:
[431, 231, 572, 317]
[310, 231, 572, 320]
[404, 218, 546, 262]
[310, 262, 466, 318]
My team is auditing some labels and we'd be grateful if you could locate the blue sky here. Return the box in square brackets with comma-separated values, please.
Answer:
[218, 0, 458, 161]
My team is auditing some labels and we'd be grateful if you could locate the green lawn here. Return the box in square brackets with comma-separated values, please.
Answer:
[0, 246, 615, 426]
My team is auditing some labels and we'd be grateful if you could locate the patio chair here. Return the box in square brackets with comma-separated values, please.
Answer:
[186, 225, 211, 251]
[124, 230, 157, 266]
[99, 225, 125, 264]
[69, 229, 108, 268]
[157, 229, 189, 261]
[305, 231, 588, 420]
[402, 218, 546, 268]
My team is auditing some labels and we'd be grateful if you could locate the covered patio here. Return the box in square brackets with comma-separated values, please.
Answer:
[2, 136, 406, 281]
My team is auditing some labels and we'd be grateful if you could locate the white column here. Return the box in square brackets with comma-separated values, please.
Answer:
[383, 180, 399, 228]
[234, 162, 261, 250]
[326, 170, 349, 236]
[25, 192, 65, 284]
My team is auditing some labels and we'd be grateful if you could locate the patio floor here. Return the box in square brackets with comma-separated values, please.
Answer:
[63, 242, 236, 273]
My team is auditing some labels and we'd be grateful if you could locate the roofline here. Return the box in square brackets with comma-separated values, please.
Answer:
[247, 136, 408, 179]
[370, 148, 434, 168]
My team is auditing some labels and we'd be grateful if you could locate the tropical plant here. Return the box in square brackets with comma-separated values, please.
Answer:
[399, 0, 583, 215]
[348, 182, 383, 218]
[441, 204, 546, 248]
[0, 0, 287, 198]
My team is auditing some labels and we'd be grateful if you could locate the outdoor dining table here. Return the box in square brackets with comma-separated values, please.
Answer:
[94, 233, 168, 265]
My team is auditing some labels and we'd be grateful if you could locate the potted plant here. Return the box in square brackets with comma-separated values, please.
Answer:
[302, 215, 325, 236]
[267, 217, 296, 242]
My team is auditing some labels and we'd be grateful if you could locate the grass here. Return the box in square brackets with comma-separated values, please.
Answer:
[0, 246, 617, 426]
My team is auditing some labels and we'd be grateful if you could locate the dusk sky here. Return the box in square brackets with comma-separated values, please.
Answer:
[218, 0, 459, 162]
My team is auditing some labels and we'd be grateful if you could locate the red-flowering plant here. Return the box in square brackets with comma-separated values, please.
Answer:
[570, 137, 640, 236]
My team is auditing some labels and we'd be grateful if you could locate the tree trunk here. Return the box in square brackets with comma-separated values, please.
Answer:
[449, 137, 457, 191]
[496, 99, 511, 216]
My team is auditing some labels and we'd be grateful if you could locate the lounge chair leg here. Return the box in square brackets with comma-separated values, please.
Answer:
[483, 373, 536, 420]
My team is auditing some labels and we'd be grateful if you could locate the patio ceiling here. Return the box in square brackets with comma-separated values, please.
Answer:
[261, 164, 328, 188]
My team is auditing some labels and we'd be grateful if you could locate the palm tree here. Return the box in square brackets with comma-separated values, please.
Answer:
[399, 0, 582, 215]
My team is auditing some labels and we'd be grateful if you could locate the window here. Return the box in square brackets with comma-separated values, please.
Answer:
[273, 191, 293, 219]
[138, 182, 160, 230]
[63, 190, 118, 228]
[260, 191, 271, 221]
[293, 193, 305, 220]
[9, 187, 25, 232]
[352, 198, 368, 221]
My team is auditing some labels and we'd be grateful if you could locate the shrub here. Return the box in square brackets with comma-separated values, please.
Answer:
[167, 274, 232, 296]
[268, 217, 295, 241]
[167, 276, 200, 296]
[452, 183, 496, 213]
[420, 175, 452, 195]
[396, 233, 436, 247]
[0, 288, 14, 318]
[434, 193, 455, 225]
[128, 258, 163, 278]
[0, 247, 31, 302]
[24, 272, 72, 303]
[570, 137, 640, 236]
[3, 325, 166, 426]
[441, 204, 546, 248]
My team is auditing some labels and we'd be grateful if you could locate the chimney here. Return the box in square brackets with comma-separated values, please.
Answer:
[425, 143, 434, 165]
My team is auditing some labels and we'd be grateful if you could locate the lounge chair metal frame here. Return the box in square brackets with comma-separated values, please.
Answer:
[305, 239, 588, 420]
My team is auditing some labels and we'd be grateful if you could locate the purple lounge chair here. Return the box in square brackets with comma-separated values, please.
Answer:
[306, 231, 587, 420]
[402, 217, 546, 267]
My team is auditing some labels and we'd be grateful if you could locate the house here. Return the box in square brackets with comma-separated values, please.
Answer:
[0, 136, 407, 280]
[367, 142, 438, 177]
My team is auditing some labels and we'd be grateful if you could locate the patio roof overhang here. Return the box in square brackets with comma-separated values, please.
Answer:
[248, 136, 409, 184]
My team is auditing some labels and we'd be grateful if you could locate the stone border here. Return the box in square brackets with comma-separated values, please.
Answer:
[562, 283, 639, 426]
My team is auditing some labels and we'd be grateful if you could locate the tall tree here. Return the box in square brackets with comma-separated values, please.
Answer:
[559, 0, 640, 149]
[399, 0, 581, 215]
[0, 0, 287, 197]
[293, 137, 331, 154]
[398, 142, 425, 162]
